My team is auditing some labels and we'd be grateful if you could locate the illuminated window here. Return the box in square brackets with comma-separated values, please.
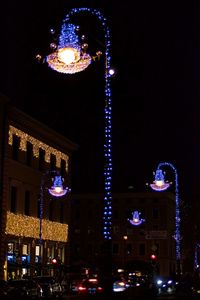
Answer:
[35, 245, 40, 256]
[8, 243, 14, 254]
[22, 244, 28, 255]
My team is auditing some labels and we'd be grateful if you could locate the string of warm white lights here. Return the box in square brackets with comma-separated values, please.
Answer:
[9, 125, 69, 170]
[6, 212, 68, 242]
[47, 8, 113, 240]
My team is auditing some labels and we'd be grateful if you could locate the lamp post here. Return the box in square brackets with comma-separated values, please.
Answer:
[150, 162, 181, 277]
[42, 7, 114, 294]
[39, 169, 70, 273]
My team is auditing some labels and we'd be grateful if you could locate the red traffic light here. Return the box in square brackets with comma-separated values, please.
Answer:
[150, 254, 157, 260]
[52, 258, 57, 264]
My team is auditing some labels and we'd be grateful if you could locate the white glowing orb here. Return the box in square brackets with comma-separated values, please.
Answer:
[58, 47, 79, 64]
[155, 180, 165, 187]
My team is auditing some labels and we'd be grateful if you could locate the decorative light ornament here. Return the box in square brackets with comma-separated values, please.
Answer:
[46, 23, 92, 74]
[45, 8, 113, 241]
[150, 169, 171, 191]
[48, 175, 71, 197]
[128, 210, 145, 226]
[39, 170, 70, 244]
[150, 162, 181, 275]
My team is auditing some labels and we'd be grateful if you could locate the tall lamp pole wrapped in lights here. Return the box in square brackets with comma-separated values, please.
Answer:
[42, 7, 114, 241]
[38, 7, 114, 294]
[150, 162, 181, 276]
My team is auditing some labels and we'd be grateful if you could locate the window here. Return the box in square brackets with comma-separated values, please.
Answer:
[153, 207, 159, 219]
[113, 208, 119, 219]
[35, 245, 40, 256]
[22, 244, 28, 255]
[50, 153, 56, 170]
[139, 243, 145, 256]
[26, 141, 33, 166]
[37, 195, 41, 218]
[39, 148, 45, 171]
[49, 201, 53, 221]
[127, 243, 132, 255]
[24, 191, 30, 216]
[12, 135, 20, 160]
[60, 203, 64, 223]
[10, 186, 17, 213]
[8, 243, 14, 254]
[112, 243, 119, 254]
[61, 159, 66, 176]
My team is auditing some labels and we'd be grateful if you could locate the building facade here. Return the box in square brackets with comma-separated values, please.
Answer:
[70, 192, 177, 277]
[0, 95, 77, 280]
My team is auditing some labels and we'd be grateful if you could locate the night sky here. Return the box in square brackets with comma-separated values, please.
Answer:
[1, 0, 200, 203]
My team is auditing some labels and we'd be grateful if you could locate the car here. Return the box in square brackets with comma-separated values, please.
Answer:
[156, 277, 176, 295]
[0, 280, 9, 299]
[76, 277, 103, 295]
[7, 279, 42, 299]
[34, 276, 63, 298]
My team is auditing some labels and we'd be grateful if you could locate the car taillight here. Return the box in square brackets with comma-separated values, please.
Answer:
[97, 287, 103, 291]
[78, 286, 87, 291]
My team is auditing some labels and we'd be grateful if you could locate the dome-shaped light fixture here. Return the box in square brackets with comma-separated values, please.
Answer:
[48, 175, 71, 197]
[46, 23, 92, 74]
[150, 169, 170, 191]
[128, 210, 145, 226]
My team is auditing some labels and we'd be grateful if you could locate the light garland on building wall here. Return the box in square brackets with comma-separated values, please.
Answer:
[8, 125, 69, 171]
[6, 212, 68, 242]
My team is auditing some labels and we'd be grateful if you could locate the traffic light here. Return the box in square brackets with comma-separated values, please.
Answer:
[150, 254, 157, 266]
[51, 258, 57, 264]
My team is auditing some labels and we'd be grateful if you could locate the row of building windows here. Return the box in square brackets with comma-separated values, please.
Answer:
[12, 136, 67, 175]
[10, 186, 65, 223]
[72, 242, 160, 257]
[72, 207, 160, 220]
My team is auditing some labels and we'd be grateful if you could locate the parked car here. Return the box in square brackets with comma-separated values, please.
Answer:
[156, 277, 176, 295]
[75, 277, 103, 295]
[34, 276, 63, 298]
[0, 280, 9, 299]
[7, 279, 42, 299]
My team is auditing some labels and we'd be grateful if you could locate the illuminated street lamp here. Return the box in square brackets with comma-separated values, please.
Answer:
[39, 170, 71, 245]
[40, 7, 114, 294]
[128, 210, 145, 226]
[150, 162, 181, 276]
[44, 7, 113, 241]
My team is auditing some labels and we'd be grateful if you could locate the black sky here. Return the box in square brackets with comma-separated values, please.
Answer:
[1, 0, 200, 202]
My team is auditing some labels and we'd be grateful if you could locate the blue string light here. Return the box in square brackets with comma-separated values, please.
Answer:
[151, 162, 181, 274]
[62, 8, 113, 240]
